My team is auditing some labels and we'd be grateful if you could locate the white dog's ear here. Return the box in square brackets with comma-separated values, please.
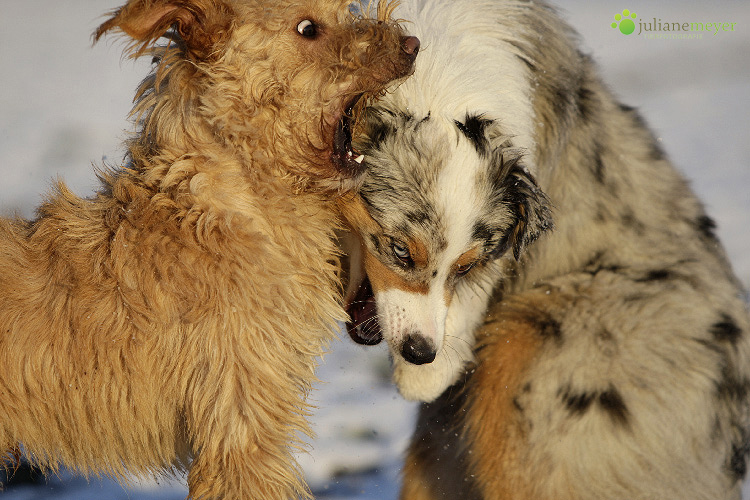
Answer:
[487, 151, 553, 261]
[504, 163, 554, 260]
[95, 0, 233, 59]
[458, 118, 552, 261]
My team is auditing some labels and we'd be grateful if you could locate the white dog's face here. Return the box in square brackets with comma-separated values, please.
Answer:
[342, 109, 551, 401]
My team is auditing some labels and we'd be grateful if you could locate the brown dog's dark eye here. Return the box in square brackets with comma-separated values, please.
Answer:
[297, 19, 318, 37]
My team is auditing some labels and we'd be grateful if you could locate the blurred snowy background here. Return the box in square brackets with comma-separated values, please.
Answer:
[0, 1, 748, 498]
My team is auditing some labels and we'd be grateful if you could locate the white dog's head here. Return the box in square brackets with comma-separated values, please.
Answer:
[341, 108, 552, 401]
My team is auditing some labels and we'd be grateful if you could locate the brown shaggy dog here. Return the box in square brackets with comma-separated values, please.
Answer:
[0, 0, 417, 498]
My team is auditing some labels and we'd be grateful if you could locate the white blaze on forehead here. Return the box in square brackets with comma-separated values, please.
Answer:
[434, 129, 487, 271]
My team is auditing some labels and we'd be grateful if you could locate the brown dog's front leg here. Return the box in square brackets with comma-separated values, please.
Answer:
[183, 356, 312, 500]
[187, 439, 308, 500]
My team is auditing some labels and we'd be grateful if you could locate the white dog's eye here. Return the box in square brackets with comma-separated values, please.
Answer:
[297, 19, 318, 37]
[456, 262, 475, 277]
[392, 242, 411, 261]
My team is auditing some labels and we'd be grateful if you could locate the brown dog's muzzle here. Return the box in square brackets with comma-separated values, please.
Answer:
[330, 35, 419, 179]
[400, 35, 420, 64]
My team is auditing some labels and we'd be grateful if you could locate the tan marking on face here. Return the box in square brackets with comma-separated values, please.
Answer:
[408, 236, 430, 268]
[337, 192, 431, 296]
[364, 249, 429, 295]
[442, 246, 482, 306]
[452, 246, 481, 274]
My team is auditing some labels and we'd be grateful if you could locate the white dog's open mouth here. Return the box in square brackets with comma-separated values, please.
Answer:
[345, 276, 382, 345]
[330, 95, 366, 177]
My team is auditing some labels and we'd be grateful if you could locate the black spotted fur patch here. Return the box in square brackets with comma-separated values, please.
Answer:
[559, 385, 630, 426]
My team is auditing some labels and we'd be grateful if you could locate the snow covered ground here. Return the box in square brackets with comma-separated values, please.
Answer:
[0, 1, 748, 498]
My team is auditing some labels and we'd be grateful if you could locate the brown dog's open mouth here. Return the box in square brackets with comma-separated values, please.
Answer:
[345, 276, 382, 345]
[330, 95, 366, 177]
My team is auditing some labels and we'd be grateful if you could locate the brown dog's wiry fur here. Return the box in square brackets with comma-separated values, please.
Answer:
[0, 1, 417, 498]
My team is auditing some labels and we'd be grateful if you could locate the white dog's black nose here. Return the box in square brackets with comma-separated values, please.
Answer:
[401, 334, 436, 365]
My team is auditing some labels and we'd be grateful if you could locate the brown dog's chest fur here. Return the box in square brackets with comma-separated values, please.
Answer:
[0, 161, 342, 479]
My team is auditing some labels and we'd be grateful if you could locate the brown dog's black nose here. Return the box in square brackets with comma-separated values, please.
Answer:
[400, 35, 420, 61]
[401, 333, 436, 365]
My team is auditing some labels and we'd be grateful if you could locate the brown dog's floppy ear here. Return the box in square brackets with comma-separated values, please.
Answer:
[94, 0, 233, 59]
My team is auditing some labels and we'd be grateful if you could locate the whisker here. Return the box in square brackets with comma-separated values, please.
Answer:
[444, 334, 473, 348]
[347, 298, 373, 307]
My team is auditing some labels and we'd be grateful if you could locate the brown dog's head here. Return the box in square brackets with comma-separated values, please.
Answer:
[95, 0, 418, 191]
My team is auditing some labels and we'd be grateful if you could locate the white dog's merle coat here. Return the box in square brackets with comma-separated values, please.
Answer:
[340, 0, 750, 498]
